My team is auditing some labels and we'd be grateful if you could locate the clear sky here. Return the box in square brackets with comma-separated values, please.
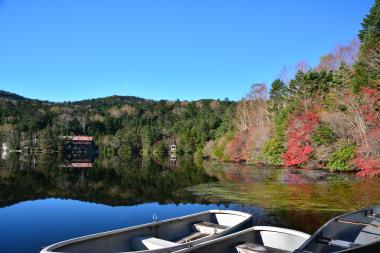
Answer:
[0, 0, 374, 102]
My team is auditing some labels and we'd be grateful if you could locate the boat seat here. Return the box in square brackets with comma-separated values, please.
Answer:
[175, 231, 210, 244]
[354, 220, 380, 245]
[192, 221, 230, 234]
[235, 242, 291, 253]
[131, 236, 180, 250]
[329, 239, 361, 248]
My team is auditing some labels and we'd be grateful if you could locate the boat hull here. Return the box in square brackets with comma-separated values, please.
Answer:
[40, 210, 253, 253]
[297, 205, 380, 253]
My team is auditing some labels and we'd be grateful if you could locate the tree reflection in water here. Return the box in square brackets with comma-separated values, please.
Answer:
[188, 161, 380, 233]
[0, 154, 217, 208]
[1, 156, 380, 234]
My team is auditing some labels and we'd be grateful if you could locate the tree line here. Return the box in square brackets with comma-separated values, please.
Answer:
[0, 91, 235, 160]
[205, 0, 379, 177]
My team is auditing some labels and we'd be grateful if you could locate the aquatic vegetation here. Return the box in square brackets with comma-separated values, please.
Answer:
[188, 162, 380, 213]
[187, 179, 380, 213]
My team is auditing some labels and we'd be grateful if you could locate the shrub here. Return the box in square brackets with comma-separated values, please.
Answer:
[212, 144, 226, 160]
[311, 123, 336, 146]
[263, 138, 285, 165]
[355, 155, 380, 177]
[327, 144, 355, 171]
[210, 131, 234, 161]
[225, 130, 254, 162]
[283, 111, 319, 166]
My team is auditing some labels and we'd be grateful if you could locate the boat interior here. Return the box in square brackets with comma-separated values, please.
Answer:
[48, 211, 250, 253]
[296, 206, 380, 253]
[176, 226, 311, 253]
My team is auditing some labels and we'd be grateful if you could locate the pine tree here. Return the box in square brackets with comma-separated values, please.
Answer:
[332, 62, 352, 88]
[358, 0, 380, 47]
[352, 0, 380, 91]
[269, 79, 286, 112]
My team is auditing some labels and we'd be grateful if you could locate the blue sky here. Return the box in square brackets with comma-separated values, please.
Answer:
[0, 0, 374, 102]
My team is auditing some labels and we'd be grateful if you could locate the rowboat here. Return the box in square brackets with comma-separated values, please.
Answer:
[40, 210, 252, 253]
[175, 226, 311, 253]
[296, 205, 380, 253]
[175, 205, 380, 253]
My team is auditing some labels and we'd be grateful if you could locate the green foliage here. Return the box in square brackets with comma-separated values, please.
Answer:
[0, 91, 235, 158]
[215, 107, 235, 138]
[332, 62, 352, 87]
[270, 79, 286, 100]
[269, 79, 286, 112]
[311, 123, 336, 146]
[263, 138, 285, 165]
[211, 131, 234, 161]
[152, 141, 167, 158]
[211, 144, 226, 160]
[263, 102, 297, 165]
[327, 145, 355, 171]
[288, 70, 334, 99]
[358, 0, 380, 46]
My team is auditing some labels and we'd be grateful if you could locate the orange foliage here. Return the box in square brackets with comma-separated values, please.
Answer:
[225, 129, 255, 162]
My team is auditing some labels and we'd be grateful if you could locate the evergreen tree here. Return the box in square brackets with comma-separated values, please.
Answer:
[352, 0, 380, 91]
[358, 0, 380, 46]
[332, 62, 352, 88]
[270, 79, 286, 100]
[269, 79, 286, 112]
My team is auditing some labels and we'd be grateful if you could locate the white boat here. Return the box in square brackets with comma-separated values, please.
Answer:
[175, 226, 311, 253]
[40, 210, 253, 253]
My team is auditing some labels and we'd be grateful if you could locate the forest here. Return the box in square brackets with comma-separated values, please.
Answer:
[0, 90, 235, 159]
[0, 0, 379, 176]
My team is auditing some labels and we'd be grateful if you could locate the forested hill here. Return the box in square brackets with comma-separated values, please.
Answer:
[0, 89, 149, 105]
[0, 90, 236, 158]
[0, 90, 29, 101]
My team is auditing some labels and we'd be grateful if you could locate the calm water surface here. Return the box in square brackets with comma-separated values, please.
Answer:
[1, 155, 379, 253]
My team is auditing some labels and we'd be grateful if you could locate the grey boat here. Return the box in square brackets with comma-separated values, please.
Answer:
[296, 205, 380, 253]
[40, 210, 252, 253]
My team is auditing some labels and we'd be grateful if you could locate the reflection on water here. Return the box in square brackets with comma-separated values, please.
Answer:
[0, 154, 217, 207]
[0, 156, 380, 252]
[188, 162, 380, 232]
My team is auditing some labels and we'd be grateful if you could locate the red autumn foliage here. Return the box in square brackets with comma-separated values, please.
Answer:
[283, 112, 319, 166]
[355, 156, 380, 177]
[226, 130, 245, 162]
[352, 87, 380, 177]
[226, 129, 255, 162]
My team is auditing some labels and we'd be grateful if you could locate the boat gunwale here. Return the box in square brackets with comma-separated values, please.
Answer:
[40, 209, 252, 253]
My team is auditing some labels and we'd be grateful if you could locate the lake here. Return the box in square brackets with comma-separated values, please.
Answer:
[1, 155, 380, 253]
